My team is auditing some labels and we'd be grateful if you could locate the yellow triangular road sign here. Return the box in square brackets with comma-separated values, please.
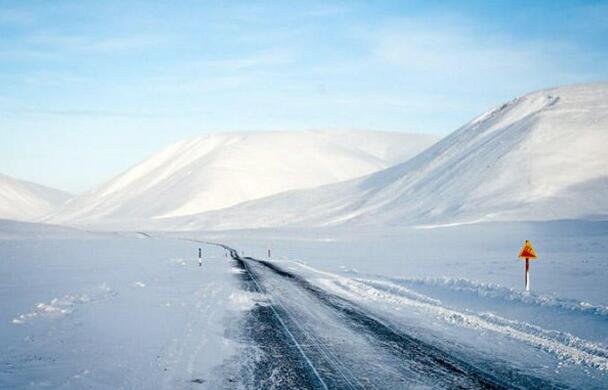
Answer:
[518, 240, 538, 259]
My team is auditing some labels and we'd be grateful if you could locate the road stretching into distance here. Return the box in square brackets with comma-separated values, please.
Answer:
[184, 241, 563, 390]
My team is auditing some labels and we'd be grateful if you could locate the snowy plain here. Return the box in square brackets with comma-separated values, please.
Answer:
[1, 219, 607, 388]
[1, 223, 246, 389]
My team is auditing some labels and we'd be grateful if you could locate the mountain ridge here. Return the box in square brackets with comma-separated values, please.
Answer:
[152, 81, 608, 231]
[0, 173, 72, 222]
[49, 130, 438, 225]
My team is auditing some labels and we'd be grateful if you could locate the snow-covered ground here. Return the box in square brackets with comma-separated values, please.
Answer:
[1, 82, 606, 388]
[207, 220, 608, 305]
[179, 220, 608, 387]
[2, 219, 607, 388]
[0, 223, 248, 388]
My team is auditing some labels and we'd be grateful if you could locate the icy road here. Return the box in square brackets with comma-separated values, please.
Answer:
[216, 246, 565, 389]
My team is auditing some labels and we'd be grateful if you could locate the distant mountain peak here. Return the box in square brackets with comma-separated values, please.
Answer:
[152, 82, 608, 231]
[0, 174, 71, 222]
[50, 130, 438, 227]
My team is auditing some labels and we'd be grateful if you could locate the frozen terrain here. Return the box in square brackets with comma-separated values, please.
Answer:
[0, 174, 71, 222]
[1, 220, 607, 388]
[48, 131, 437, 228]
[160, 82, 608, 231]
[1, 82, 606, 389]
[1, 221, 243, 389]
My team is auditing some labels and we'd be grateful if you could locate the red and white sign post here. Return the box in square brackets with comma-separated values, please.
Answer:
[518, 240, 538, 291]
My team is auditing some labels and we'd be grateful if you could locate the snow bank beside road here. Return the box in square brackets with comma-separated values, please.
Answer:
[380, 276, 608, 318]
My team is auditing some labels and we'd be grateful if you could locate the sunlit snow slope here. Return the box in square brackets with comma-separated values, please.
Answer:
[169, 82, 608, 230]
[0, 174, 71, 222]
[51, 131, 437, 226]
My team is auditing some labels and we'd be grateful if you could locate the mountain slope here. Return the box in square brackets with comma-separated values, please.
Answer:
[0, 174, 72, 222]
[51, 130, 438, 225]
[164, 82, 608, 230]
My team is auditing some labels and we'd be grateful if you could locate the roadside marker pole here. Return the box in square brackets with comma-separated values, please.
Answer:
[198, 248, 202, 267]
[525, 258, 530, 291]
[518, 240, 538, 292]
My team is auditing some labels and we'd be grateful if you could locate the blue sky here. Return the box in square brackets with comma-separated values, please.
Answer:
[1, 0, 607, 193]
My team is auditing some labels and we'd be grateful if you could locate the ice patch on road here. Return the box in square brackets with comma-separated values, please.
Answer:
[12, 283, 115, 325]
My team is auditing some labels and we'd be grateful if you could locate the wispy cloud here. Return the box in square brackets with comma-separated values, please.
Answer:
[368, 14, 606, 93]
[374, 18, 538, 75]
[24, 32, 168, 53]
[0, 107, 200, 118]
[0, 48, 60, 61]
[301, 4, 350, 18]
[206, 49, 295, 70]
[0, 9, 35, 26]
[16, 70, 85, 87]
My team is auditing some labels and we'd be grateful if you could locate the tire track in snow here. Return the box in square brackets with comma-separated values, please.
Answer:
[237, 256, 330, 390]
[230, 255, 332, 389]
[234, 253, 376, 389]
[253, 260, 517, 389]
[233, 252, 557, 389]
[181, 240, 564, 388]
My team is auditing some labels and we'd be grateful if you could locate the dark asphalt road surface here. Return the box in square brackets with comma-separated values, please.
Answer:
[224, 248, 563, 390]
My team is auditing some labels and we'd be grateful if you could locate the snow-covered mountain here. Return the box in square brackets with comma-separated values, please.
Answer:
[50, 131, 438, 226]
[0, 174, 72, 222]
[162, 82, 608, 230]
